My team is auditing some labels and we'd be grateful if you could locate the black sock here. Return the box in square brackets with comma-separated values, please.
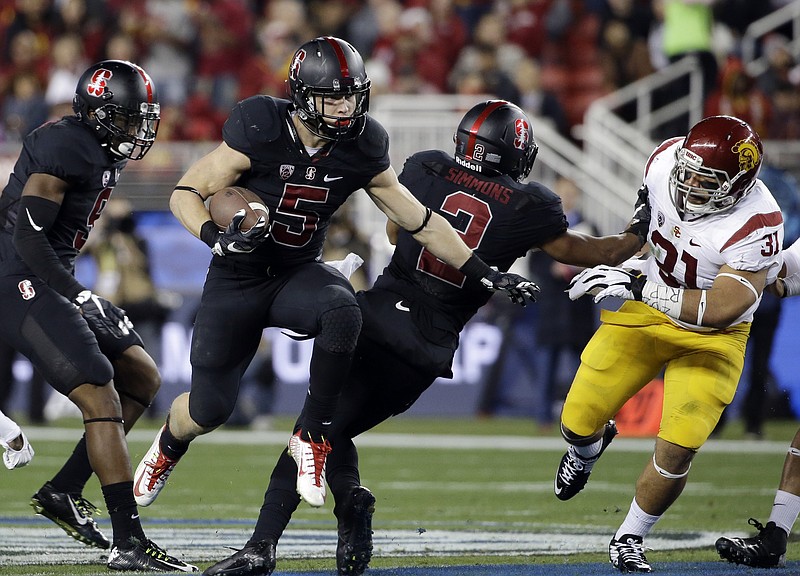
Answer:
[159, 417, 191, 460]
[251, 451, 300, 544]
[102, 481, 146, 547]
[49, 435, 93, 495]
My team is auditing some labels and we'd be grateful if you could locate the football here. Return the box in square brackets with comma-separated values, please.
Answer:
[209, 186, 269, 231]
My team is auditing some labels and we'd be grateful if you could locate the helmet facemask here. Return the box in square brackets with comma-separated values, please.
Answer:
[95, 101, 160, 160]
[295, 82, 370, 141]
[669, 146, 754, 218]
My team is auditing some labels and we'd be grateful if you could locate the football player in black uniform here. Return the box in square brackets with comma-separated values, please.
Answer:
[0, 60, 196, 571]
[200, 100, 650, 576]
[133, 36, 537, 518]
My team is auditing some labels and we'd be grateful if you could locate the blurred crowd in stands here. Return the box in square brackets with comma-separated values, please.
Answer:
[1, 0, 799, 145]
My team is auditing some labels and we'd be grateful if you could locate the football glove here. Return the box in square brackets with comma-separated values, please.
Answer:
[567, 265, 645, 303]
[1, 430, 34, 469]
[211, 209, 269, 256]
[74, 290, 134, 340]
[481, 269, 541, 306]
[623, 184, 651, 247]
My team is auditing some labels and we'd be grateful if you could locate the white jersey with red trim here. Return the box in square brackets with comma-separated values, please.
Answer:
[638, 138, 783, 327]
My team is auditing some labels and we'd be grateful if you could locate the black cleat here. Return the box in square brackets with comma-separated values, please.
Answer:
[108, 537, 197, 572]
[609, 534, 652, 573]
[336, 486, 376, 576]
[203, 540, 276, 576]
[716, 518, 787, 568]
[555, 420, 618, 501]
[31, 482, 110, 549]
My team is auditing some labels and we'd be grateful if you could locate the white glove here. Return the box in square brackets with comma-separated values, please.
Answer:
[2, 431, 34, 469]
[325, 252, 364, 279]
[567, 265, 645, 303]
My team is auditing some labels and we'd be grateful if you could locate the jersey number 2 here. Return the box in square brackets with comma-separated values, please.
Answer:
[417, 192, 491, 287]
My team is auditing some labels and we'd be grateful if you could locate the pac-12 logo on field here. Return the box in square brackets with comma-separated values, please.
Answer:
[18, 279, 35, 300]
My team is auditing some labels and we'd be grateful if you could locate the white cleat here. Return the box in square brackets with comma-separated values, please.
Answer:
[133, 426, 180, 507]
[288, 430, 331, 507]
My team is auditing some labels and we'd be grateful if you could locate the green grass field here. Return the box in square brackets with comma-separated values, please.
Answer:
[2, 415, 799, 575]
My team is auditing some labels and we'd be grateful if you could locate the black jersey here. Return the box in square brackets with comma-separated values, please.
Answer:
[380, 149, 567, 333]
[221, 95, 391, 268]
[0, 116, 126, 272]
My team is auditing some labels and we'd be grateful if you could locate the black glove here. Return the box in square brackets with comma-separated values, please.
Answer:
[481, 269, 541, 306]
[211, 210, 269, 256]
[74, 290, 134, 340]
[623, 184, 651, 247]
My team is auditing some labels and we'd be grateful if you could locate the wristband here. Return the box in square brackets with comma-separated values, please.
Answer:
[459, 253, 492, 282]
[640, 280, 684, 319]
[408, 207, 432, 235]
[696, 290, 707, 325]
[784, 275, 800, 298]
[200, 220, 220, 248]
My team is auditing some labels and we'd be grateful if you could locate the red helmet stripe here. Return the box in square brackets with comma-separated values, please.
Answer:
[466, 101, 504, 159]
[131, 63, 155, 103]
[323, 36, 350, 78]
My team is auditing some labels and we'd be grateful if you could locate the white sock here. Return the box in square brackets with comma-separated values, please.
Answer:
[615, 498, 661, 540]
[573, 436, 603, 460]
[769, 490, 800, 535]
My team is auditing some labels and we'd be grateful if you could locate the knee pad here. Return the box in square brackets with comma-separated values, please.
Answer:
[188, 387, 237, 429]
[316, 295, 362, 355]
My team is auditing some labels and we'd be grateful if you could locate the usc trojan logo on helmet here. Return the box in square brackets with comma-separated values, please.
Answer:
[289, 50, 306, 81]
[87, 68, 113, 98]
[732, 139, 760, 173]
[513, 118, 529, 150]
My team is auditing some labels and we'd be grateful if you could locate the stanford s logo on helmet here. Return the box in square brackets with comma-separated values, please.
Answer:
[454, 100, 538, 182]
[669, 115, 763, 218]
[73, 60, 160, 161]
[287, 36, 371, 141]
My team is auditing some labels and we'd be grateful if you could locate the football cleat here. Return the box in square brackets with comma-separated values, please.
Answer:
[31, 482, 110, 549]
[108, 537, 198, 572]
[609, 534, 652, 573]
[288, 430, 331, 507]
[554, 420, 618, 501]
[336, 486, 376, 576]
[134, 425, 180, 507]
[715, 518, 787, 568]
[203, 539, 277, 576]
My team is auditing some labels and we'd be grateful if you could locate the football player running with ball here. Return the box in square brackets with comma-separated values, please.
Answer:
[201, 99, 649, 576]
[133, 36, 538, 524]
[556, 115, 783, 573]
[0, 60, 196, 571]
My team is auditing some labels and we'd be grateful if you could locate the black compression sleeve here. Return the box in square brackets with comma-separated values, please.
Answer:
[13, 195, 85, 300]
[459, 253, 492, 282]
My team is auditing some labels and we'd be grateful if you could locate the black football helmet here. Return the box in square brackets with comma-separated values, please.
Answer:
[454, 100, 538, 182]
[287, 36, 370, 141]
[73, 60, 160, 160]
[669, 115, 763, 218]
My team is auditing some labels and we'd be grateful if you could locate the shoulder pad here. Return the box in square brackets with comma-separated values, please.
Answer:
[223, 96, 285, 146]
[356, 116, 390, 160]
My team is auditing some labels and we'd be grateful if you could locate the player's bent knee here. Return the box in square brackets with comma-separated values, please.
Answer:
[188, 390, 236, 429]
[317, 302, 362, 355]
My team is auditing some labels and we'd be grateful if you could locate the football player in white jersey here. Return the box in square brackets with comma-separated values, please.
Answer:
[554, 115, 783, 573]
[714, 238, 800, 568]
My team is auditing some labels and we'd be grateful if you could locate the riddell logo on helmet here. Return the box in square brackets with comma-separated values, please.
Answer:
[87, 69, 112, 97]
[456, 156, 482, 172]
